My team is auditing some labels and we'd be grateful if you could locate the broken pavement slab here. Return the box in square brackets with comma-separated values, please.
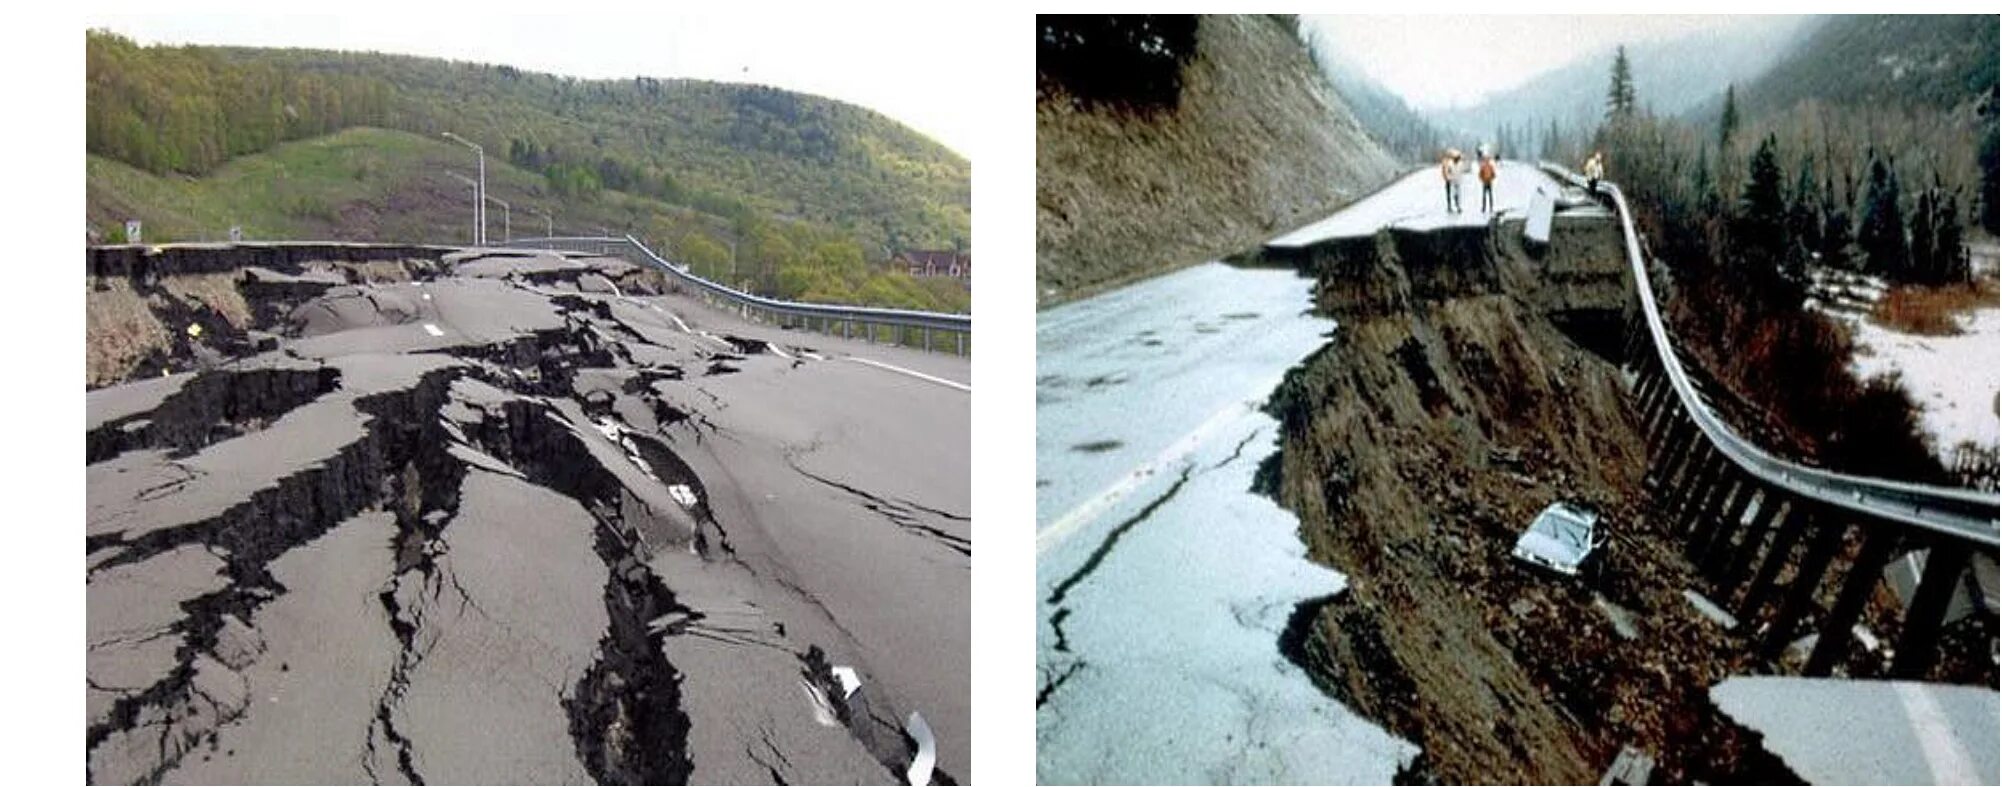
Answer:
[1712, 676, 1999, 785]
[86, 247, 969, 784]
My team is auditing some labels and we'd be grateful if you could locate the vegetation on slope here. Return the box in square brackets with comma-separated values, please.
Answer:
[85, 30, 967, 249]
[1035, 14, 1396, 305]
[86, 128, 967, 314]
[84, 30, 970, 313]
[1576, 17, 1997, 483]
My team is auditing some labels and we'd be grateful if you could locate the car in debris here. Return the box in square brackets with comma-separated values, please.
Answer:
[1511, 501, 1604, 577]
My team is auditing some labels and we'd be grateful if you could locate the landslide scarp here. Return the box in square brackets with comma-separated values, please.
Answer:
[1262, 212, 1792, 783]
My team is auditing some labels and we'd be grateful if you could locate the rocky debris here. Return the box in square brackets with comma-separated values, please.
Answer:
[85, 249, 967, 784]
[1264, 213, 1799, 783]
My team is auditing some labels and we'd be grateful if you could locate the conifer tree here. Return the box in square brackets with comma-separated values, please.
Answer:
[1858, 152, 1907, 278]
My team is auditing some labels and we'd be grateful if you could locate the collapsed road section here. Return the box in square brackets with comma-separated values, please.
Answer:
[84, 245, 969, 784]
[1259, 163, 1812, 783]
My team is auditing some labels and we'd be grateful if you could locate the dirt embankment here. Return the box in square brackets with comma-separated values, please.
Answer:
[1263, 215, 1798, 784]
[1035, 15, 1398, 306]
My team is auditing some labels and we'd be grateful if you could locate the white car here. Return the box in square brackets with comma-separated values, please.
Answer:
[1511, 502, 1605, 577]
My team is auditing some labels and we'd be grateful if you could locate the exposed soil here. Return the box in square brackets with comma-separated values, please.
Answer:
[1035, 15, 1398, 306]
[1262, 214, 1805, 784]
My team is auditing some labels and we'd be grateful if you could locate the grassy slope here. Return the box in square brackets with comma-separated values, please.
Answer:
[87, 127, 969, 313]
[205, 46, 971, 250]
[88, 126, 697, 243]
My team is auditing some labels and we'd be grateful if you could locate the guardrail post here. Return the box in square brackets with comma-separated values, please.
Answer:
[1683, 472, 1744, 552]
[1758, 511, 1846, 662]
[1891, 541, 1973, 679]
[1696, 482, 1759, 571]
[924, 327, 933, 353]
[1740, 499, 1810, 621]
[1671, 455, 1728, 530]
[1648, 415, 1696, 491]
[1664, 448, 1724, 527]
[1717, 497, 1785, 597]
[843, 320, 852, 340]
[1804, 523, 1902, 675]
[1643, 385, 1680, 444]
[957, 331, 965, 356]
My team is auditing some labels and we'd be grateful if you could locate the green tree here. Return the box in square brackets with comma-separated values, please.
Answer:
[1857, 152, 1906, 278]
[1735, 134, 1797, 304]
[1717, 83, 1740, 154]
[1605, 45, 1637, 123]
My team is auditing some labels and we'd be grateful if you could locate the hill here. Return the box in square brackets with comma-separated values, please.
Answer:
[84, 30, 969, 254]
[1727, 14, 1998, 120]
[1036, 14, 1398, 305]
[86, 127, 969, 314]
[1429, 17, 1812, 143]
[1300, 26, 1444, 164]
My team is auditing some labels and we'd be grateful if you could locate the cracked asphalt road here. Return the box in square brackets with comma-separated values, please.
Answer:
[85, 248, 968, 784]
[1034, 261, 1414, 783]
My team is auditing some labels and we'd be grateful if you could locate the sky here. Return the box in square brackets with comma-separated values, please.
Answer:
[1301, 15, 1790, 111]
[84, 11, 977, 158]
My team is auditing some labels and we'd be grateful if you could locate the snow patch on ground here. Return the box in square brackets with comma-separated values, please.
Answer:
[1847, 305, 2000, 456]
[1807, 266, 2000, 460]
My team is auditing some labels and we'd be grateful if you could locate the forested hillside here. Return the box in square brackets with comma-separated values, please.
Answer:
[1300, 29, 1442, 164]
[1432, 17, 1810, 150]
[84, 30, 969, 253]
[1719, 13, 2000, 235]
[1572, 14, 1998, 484]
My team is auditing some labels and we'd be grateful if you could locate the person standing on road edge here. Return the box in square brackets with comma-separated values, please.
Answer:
[1441, 149, 1463, 213]
[1479, 152, 1497, 213]
[1584, 151, 1605, 193]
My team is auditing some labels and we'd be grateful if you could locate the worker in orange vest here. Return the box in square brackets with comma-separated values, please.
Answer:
[1440, 149, 1463, 214]
[1478, 153, 1498, 213]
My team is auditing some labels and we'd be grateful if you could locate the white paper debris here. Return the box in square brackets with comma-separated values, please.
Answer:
[667, 484, 699, 508]
[905, 711, 936, 786]
[831, 666, 861, 699]
[422, 323, 444, 337]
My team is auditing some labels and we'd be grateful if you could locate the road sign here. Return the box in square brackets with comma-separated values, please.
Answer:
[124, 220, 142, 245]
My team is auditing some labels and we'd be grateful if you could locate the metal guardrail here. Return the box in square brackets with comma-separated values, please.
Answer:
[513, 235, 973, 337]
[1539, 162, 1999, 548]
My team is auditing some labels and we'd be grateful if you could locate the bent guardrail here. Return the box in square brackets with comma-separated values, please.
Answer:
[514, 235, 972, 355]
[1541, 161, 1996, 680]
[1541, 163, 1998, 544]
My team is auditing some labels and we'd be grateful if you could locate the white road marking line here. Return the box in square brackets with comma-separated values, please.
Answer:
[1036, 395, 1259, 556]
[634, 300, 735, 349]
[844, 357, 970, 392]
[1895, 680, 1979, 785]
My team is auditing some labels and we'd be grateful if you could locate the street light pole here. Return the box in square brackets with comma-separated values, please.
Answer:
[487, 196, 511, 245]
[442, 132, 485, 245]
[445, 171, 480, 245]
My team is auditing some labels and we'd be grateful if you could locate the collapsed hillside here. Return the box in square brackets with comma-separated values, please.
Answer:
[85, 247, 969, 784]
[1262, 211, 1797, 783]
[1036, 15, 1397, 305]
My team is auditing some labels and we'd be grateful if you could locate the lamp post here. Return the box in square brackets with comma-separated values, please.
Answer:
[441, 132, 485, 245]
[530, 207, 554, 238]
[446, 171, 480, 245]
[487, 195, 511, 245]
